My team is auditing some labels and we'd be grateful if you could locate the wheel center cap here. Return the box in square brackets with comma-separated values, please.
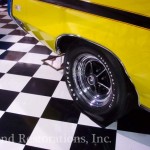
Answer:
[87, 75, 96, 85]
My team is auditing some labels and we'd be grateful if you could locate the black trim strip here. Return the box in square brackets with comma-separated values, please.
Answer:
[39, 0, 150, 29]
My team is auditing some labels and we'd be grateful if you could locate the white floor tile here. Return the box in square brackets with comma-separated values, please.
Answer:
[106, 122, 118, 130]
[8, 20, 17, 24]
[0, 8, 6, 11]
[0, 23, 5, 27]
[78, 113, 100, 128]
[0, 74, 31, 92]
[0, 60, 16, 73]
[1, 16, 11, 19]
[16, 26, 23, 30]
[33, 65, 63, 81]
[0, 140, 24, 150]
[0, 29, 14, 34]
[19, 53, 49, 65]
[25, 34, 32, 37]
[0, 35, 24, 43]
[0, 11, 8, 15]
[78, 113, 117, 130]
[52, 81, 72, 100]
[8, 43, 35, 52]
[0, 49, 6, 55]
[7, 93, 50, 118]
[0, 110, 4, 118]
[36, 42, 43, 45]
[27, 118, 77, 150]
[116, 131, 150, 150]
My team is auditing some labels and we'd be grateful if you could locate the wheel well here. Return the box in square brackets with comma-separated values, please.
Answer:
[56, 35, 138, 105]
[56, 35, 91, 54]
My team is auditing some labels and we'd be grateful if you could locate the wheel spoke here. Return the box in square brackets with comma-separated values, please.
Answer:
[89, 61, 94, 74]
[90, 99, 96, 105]
[98, 82, 110, 91]
[93, 85, 98, 93]
[72, 53, 112, 107]
[96, 69, 106, 77]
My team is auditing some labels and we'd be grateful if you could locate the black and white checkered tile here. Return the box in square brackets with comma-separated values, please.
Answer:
[0, 5, 150, 150]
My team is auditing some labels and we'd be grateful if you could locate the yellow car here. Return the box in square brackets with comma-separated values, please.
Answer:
[8, 0, 150, 125]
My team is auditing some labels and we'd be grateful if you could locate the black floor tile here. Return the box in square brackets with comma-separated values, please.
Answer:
[8, 62, 40, 76]
[0, 19, 11, 23]
[0, 34, 5, 39]
[18, 37, 38, 44]
[0, 41, 14, 49]
[29, 45, 51, 55]
[22, 78, 59, 96]
[0, 90, 19, 111]
[42, 98, 80, 123]
[0, 5, 7, 9]
[0, 51, 25, 61]
[117, 108, 150, 134]
[61, 75, 66, 81]
[0, 112, 39, 144]
[9, 29, 27, 36]
[24, 146, 49, 150]
[2, 24, 18, 29]
[0, 73, 4, 78]
[0, 15, 5, 18]
[70, 125, 116, 150]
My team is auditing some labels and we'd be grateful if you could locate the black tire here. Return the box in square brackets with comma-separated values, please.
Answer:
[64, 44, 131, 126]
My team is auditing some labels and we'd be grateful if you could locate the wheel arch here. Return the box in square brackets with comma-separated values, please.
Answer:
[56, 34, 128, 74]
[56, 34, 138, 103]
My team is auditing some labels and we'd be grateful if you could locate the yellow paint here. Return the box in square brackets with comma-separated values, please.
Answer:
[12, 0, 150, 109]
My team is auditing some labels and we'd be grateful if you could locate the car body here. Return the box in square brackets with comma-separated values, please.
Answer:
[8, 0, 150, 124]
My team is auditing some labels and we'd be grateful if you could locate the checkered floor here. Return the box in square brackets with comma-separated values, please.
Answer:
[0, 5, 150, 150]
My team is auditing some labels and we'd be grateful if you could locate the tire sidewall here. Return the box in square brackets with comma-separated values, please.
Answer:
[65, 45, 127, 116]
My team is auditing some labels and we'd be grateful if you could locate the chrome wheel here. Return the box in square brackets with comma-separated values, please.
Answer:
[65, 45, 131, 125]
[73, 53, 112, 107]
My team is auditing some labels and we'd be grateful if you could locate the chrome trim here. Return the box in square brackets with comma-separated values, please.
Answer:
[56, 34, 140, 105]
[8, 0, 13, 18]
[140, 104, 150, 112]
[72, 53, 112, 107]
